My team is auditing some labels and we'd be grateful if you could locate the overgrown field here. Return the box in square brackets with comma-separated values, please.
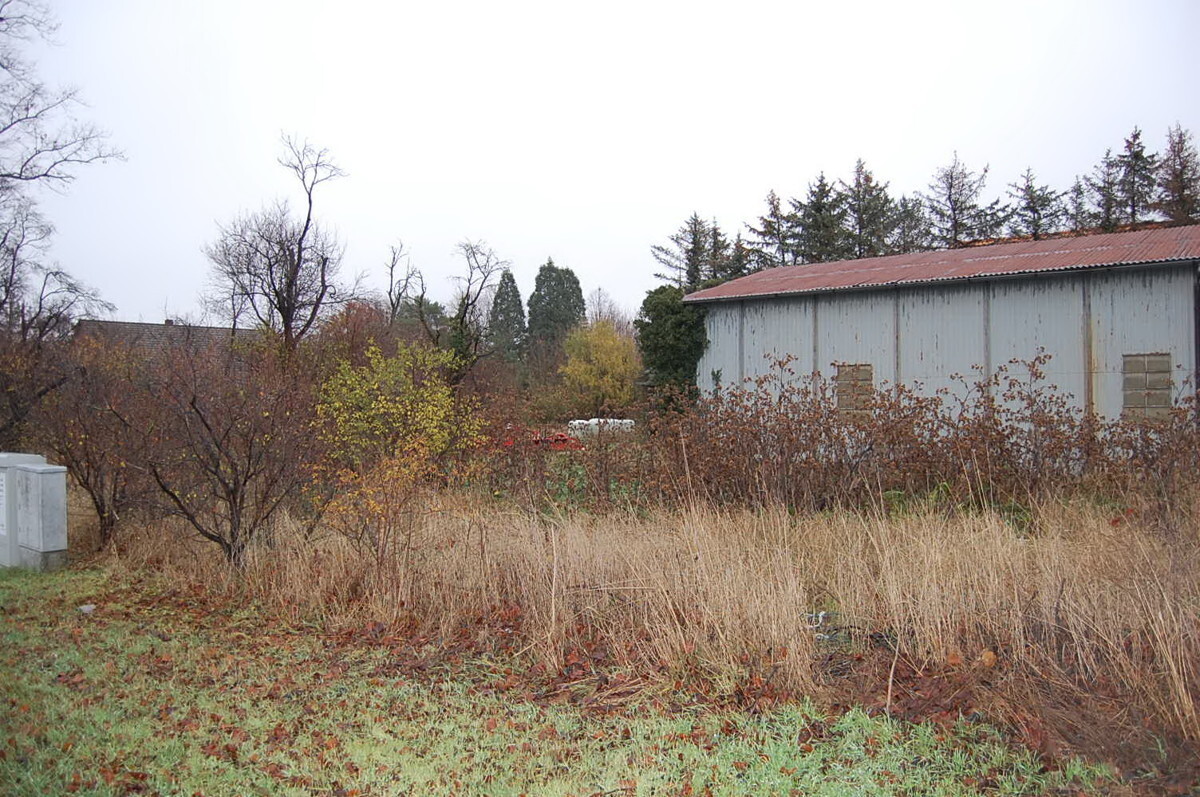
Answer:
[20, 334, 1200, 792]
[1, 566, 1117, 796]
[60, 495, 1197, 793]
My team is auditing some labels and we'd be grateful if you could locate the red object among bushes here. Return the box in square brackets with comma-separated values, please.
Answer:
[500, 426, 584, 451]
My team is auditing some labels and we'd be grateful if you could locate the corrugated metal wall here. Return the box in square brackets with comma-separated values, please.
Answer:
[745, 298, 814, 381]
[897, 283, 986, 396]
[695, 263, 1196, 417]
[698, 301, 742, 389]
[990, 277, 1086, 402]
[1086, 267, 1194, 416]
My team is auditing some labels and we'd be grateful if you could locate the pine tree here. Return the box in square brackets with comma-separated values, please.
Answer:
[527, 258, 586, 356]
[486, 269, 526, 362]
[745, 190, 799, 269]
[840, 159, 895, 259]
[651, 213, 711, 291]
[793, 173, 851, 263]
[1086, 150, 1121, 233]
[706, 222, 731, 282]
[1155, 123, 1200, 224]
[1007, 167, 1066, 240]
[1115, 126, 1159, 226]
[1066, 178, 1093, 232]
[924, 153, 1007, 248]
[888, 195, 932, 254]
[717, 233, 753, 283]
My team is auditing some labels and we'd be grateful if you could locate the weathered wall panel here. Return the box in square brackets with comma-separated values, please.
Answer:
[815, 292, 897, 385]
[1087, 265, 1194, 417]
[989, 276, 1086, 405]
[743, 297, 815, 382]
[696, 302, 743, 390]
[897, 284, 987, 396]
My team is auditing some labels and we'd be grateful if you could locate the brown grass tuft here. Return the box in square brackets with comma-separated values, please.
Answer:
[110, 496, 1200, 768]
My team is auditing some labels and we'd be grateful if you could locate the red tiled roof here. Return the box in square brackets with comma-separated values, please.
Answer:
[683, 225, 1200, 303]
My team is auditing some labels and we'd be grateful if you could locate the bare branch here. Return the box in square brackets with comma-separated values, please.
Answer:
[443, 240, 506, 380]
[384, 241, 420, 325]
[206, 139, 349, 351]
[0, 0, 118, 446]
[0, 0, 56, 79]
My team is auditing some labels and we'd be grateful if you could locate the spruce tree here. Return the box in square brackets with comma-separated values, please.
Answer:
[1115, 126, 1159, 226]
[706, 222, 731, 282]
[717, 233, 753, 283]
[1066, 178, 1093, 232]
[1155, 123, 1200, 223]
[793, 173, 851, 263]
[486, 269, 526, 362]
[889, 195, 933, 254]
[527, 258, 586, 354]
[650, 215, 745, 290]
[923, 153, 1007, 248]
[1086, 150, 1121, 232]
[1006, 167, 1066, 240]
[746, 190, 799, 269]
[840, 159, 895, 259]
[651, 213, 711, 291]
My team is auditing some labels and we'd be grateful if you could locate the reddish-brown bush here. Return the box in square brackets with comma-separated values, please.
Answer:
[482, 353, 1200, 522]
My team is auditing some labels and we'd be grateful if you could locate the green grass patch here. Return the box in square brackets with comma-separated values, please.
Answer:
[0, 566, 1116, 796]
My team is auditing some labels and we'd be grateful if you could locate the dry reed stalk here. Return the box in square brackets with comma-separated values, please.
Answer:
[112, 497, 1200, 745]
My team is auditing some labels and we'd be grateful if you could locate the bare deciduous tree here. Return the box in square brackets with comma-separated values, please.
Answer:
[446, 240, 505, 373]
[35, 334, 145, 547]
[0, 1, 117, 194]
[0, 0, 116, 446]
[587, 286, 634, 337]
[136, 340, 324, 567]
[383, 241, 421, 326]
[381, 239, 505, 383]
[0, 195, 109, 446]
[206, 136, 350, 351]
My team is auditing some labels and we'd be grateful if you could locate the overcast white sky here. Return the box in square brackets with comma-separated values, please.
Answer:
[30, 0, 1200, 323]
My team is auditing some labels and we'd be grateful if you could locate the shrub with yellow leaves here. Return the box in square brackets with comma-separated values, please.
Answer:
[558, 320, 641, 419]
[317, 344, 475, 469]
[316, 343, 481, 570]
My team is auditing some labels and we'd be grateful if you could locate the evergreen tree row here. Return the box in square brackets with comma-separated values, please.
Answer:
[486, 258, 586, 364]
[654, 123, 1200, 293]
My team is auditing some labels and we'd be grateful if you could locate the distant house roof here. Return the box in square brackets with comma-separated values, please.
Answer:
[683, 225, 1200, 304]
[73, 319, 255, 350]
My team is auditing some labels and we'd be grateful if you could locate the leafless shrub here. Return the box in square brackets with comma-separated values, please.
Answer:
[130, 339, 325, 566]
[626, 352, 1197, 522]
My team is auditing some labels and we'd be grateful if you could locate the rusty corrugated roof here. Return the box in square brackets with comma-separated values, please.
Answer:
[682, 225, 1200, 303]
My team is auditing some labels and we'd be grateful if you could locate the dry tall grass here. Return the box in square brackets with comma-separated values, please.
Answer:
[111, 496, 1200, 756]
